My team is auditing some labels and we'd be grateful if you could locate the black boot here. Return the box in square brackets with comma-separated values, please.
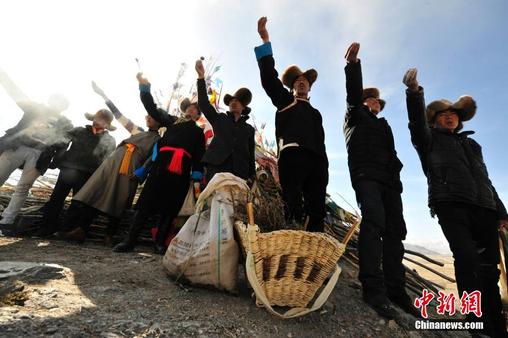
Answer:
[363, 294, 397, 319]
[34, 222, 58, 238]
[153, 244, 167, 255]
[388, 292, 421, 318]
[113, 239, 136, 252]
[153, 215, 174, 255]
[113, 211, 146, 253]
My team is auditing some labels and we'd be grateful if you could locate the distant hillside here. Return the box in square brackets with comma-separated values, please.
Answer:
[403, 243, 442, 256]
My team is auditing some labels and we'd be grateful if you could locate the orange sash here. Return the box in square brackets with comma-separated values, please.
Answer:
[118, 143, 136, 175]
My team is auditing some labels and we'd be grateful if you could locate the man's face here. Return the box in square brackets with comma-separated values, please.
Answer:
[185, 104, 200, 121]
[92, 118, 107, 134]
[293, 75, 310, 97]
[434, 110, 459, 131]
[228, 98, 245, 115]
[145, 115, 160, 130]
[363, 97, 381, 115]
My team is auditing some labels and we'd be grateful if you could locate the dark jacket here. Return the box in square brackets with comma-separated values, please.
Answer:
[344, 61, 403, 191]
[197, 78, 255, 180]
[406, 87, 508, 219]
[140, 89, 205, 175]
[39, 126, 116, 174]
[255, 43, 327, 161]
[0, 101, 73, 154]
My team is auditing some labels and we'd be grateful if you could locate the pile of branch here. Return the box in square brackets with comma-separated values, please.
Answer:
[0, 179, 162, 245]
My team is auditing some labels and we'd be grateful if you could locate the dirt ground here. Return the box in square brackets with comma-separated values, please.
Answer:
[0, 236, 473, 338]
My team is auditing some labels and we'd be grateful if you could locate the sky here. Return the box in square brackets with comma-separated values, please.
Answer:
[1, 0, 507, 254]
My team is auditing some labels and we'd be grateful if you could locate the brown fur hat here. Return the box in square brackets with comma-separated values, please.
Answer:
[362, 87, 386, 111]
[224, 87, 252, 115]
[426, 95, 477, 124]
[281, 65, 318, 89]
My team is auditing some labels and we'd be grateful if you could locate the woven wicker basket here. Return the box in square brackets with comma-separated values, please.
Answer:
[234, 203, 347, 318]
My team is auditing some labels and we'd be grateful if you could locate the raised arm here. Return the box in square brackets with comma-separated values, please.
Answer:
[92, 81, 144, 135]
[195, 59, 220, 125]
[0, 69, 30, 105]
[254, 17, 294, 111]
[137, 73, 176, 127]
[403, 68, 432, 154]
[344, 43, 363, 108]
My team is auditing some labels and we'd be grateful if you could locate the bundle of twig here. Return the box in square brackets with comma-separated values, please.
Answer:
[234, 169, 289, 232]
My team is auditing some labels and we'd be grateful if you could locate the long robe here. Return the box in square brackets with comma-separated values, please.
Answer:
[72, 130, 160, 218]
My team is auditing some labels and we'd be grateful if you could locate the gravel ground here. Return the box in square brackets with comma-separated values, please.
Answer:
[0, 237, 472, 338]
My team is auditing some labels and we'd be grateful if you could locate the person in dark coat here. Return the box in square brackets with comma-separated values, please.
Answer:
[57, 81, 162, 244]
[113, 73, 205, 254]
[34, 109, 117, 237]
[404, 68, 508, 337]
[254, 17, 328, 232]
[195, 59, 255, 183]
[343, 42, 414, 319]
[0, 68, 73, 231]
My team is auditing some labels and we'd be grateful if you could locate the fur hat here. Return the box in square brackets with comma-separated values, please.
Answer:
[179, 97, 200, 114]
[426, 95, 477, 124]
[281, 65, 318, 89]
[224, 87, 252, 115]
[362, 87, 386, 111]
[85, 109, 116, 131]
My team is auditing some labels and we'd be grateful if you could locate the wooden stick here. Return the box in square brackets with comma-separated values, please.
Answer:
[403, 256, 455, 283]
[404, 249, 445, 267]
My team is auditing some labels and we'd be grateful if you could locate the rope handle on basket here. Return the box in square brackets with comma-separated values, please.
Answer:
[246, 252, 341, 319]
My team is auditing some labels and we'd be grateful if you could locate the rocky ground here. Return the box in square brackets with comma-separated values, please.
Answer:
[0, 236, 473, 338]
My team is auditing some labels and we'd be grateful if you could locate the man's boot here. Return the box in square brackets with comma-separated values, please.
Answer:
[363, 294, 397, 319]
[388, 292, 421, 318]
[58, 227, 86, 243]
[113, 215, 145, 253]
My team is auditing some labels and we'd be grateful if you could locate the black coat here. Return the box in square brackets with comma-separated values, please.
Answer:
[38, 126, 116, 174]
[257, 54, 327, 161]
[197, 79, 255, 180]
[406, 87, 508, 219]
[140, 89, 205, 175]
[343, 61, 403, 191]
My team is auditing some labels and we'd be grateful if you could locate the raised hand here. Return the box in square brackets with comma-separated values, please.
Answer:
[345, 42, 360, 63]
[195, 59, 205, 79]
[257, 17, 269, 43]
[136, 72, 149, 85]
[403, 68, 419, 92]
[91, 81, 107, 99]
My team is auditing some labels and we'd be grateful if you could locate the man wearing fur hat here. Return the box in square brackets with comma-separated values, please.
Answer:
[113, 74, 205, 254]
[343, 43, 412, 319]
[57, 79, 163, 243]
[0, 68, 73, 232]
[34, 109, 117, 237]
[254, 17, 328, 232]
[404, 68, 507, 336]
[195, 59, 255, 183]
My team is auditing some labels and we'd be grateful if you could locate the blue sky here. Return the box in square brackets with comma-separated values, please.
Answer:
[1, 0, 507, 253]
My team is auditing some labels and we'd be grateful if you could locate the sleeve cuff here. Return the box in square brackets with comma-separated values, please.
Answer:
[191, 171, 203, 181]
[254, 42, 273, 60]
[139, 84, 151, 93]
